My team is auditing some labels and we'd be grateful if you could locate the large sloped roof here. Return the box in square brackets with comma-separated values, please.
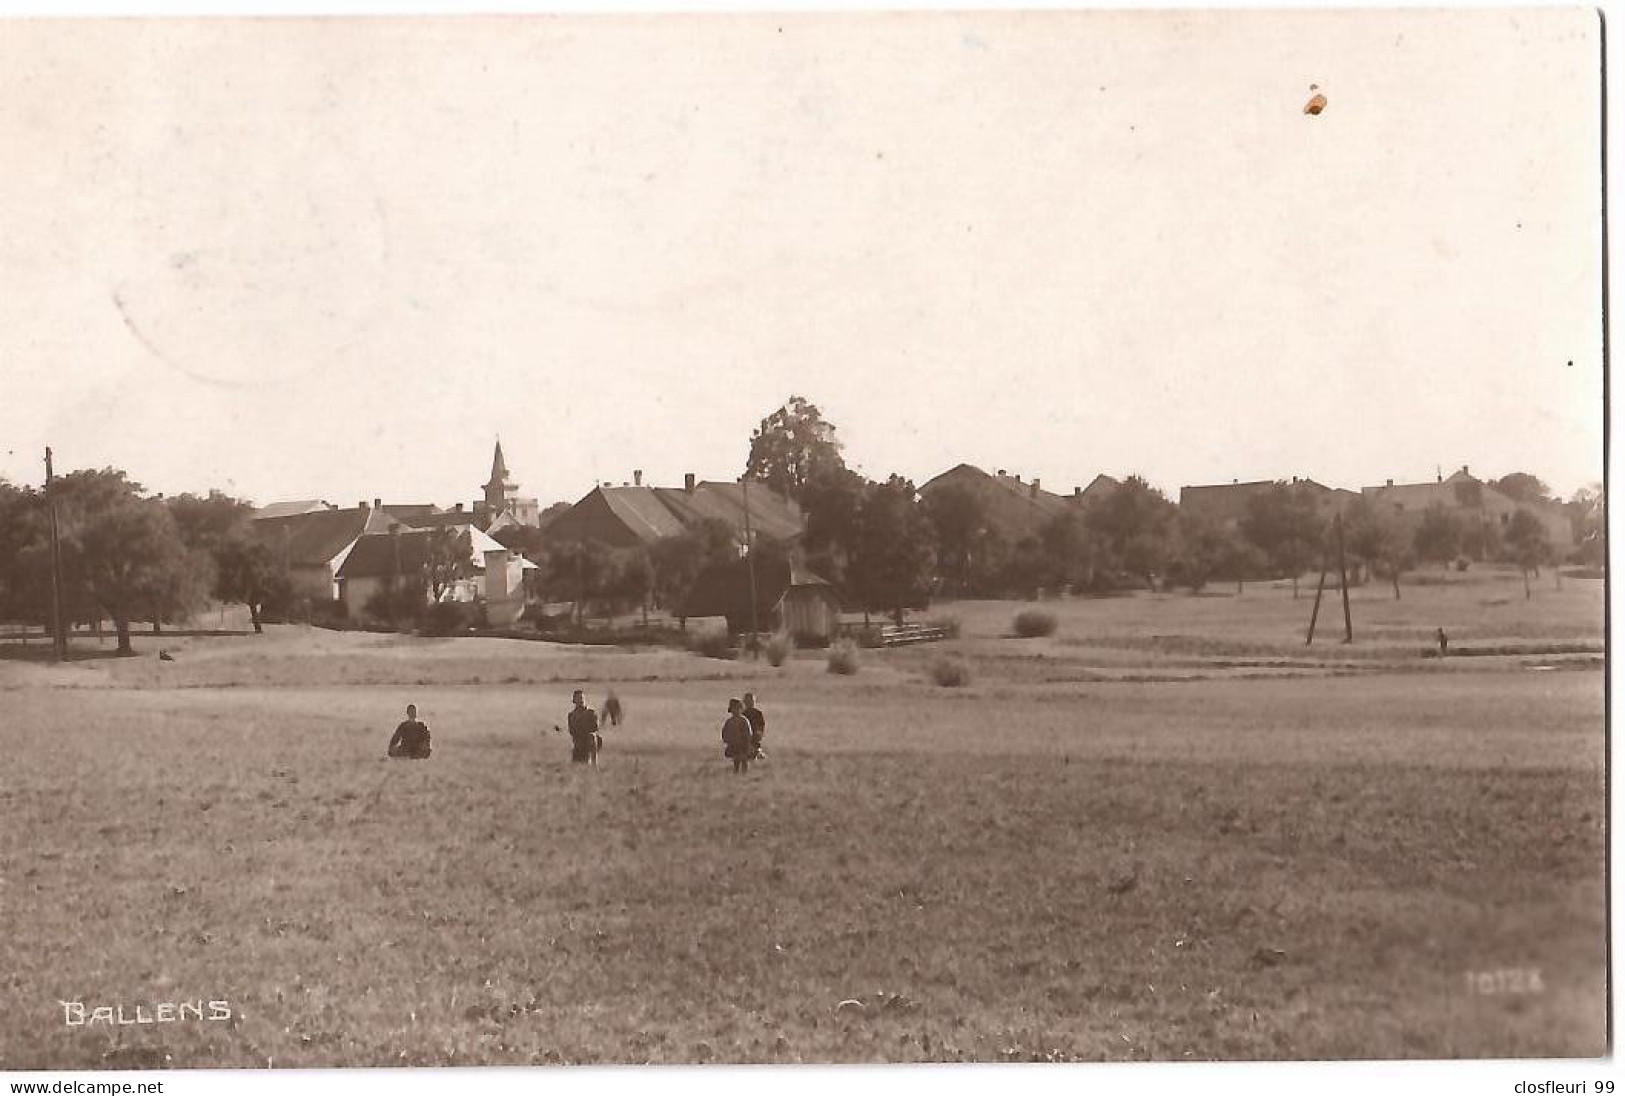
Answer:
[918, 464, 1072, 542]
[532, 487, 686, 548]
[654, 481, 804, 543]
[336, 525, 518, 579]
[251, 499, 332, 521]
[252, 506, 392, 568]
[543, 480, 804, 548]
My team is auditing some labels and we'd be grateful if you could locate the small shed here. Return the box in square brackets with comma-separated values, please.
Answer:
[680, 558, 843, 645]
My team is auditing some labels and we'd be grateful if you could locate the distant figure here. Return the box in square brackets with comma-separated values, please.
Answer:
[388, 704, 432, 760]
[158, 649, 175, 662]
[1436, 628, 1449, 656]
[742, 692, 766, 761]
[721, 698, 754, 775]
[603, 691, 624, 728]
[567, 689, 602, 765]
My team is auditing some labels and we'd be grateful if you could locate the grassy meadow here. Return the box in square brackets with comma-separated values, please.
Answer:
[0, 567, 1606, 1067]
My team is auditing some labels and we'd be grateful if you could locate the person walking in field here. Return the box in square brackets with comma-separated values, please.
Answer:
[566, 689, 602, 765]
[387, 704, 432, 760]
[741, 692, 766, 762]
[721, 698, 754, 775]
[1436, 627, 1450, 656]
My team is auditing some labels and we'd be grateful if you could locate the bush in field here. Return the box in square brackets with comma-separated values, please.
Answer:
[687, 628, 735, 660]
[826, 638, 860, 675]
[931, 657, 970, 687]
[932, 615, 962, 639]
[1013, 608, 1058, 638]
[417, 600, 477, 637]
[765, 633, 794, 667]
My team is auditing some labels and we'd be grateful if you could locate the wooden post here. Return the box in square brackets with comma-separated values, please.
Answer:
[1336, 514, 1354, 643]
[742, 477, 760, 650]
[45, 448, 68, 663]
[1305, 545, 1331, 646]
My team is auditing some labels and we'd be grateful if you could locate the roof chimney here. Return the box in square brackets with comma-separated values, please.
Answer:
[684, 472, 696, 492]
[997, 469, 1006, 477]
[634, 469, 643, 487]
[1074, 486, 1082, 497]
[1030, 479, 1040, 497]
[1386, 478, 1394, 487]
[1461, 464, 1470, 476]
[359, 500, 369, 511]
[373, 498, 382, 510]
[454, 502, 464, 513]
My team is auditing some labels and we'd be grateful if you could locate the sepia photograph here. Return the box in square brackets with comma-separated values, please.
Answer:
[0, 4, 1609, 1089]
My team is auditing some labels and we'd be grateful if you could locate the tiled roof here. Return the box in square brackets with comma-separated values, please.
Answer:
[918, 464, 1072, 541]
[251, 499, 331, 521]
[336, 526, 515, 580]
[252, 506, 382, 568]
[655, 482, 804, 543]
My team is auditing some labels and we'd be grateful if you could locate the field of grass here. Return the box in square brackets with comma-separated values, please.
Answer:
[0, 571, 1605, 1067]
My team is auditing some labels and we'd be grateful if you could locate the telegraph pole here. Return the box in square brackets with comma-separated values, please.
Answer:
[1336, 513, 1354, 643]
[741, 476, 760, 647]
[45, 448, 67, 662]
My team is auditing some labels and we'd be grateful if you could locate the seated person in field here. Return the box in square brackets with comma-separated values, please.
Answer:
[387, 704, 432, 760]
[742, 692, 766, 760]
[722, 698, 754, 775]
[567, 689, 601, 765]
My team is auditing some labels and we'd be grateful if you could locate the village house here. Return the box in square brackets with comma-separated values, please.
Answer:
[1178, 476, 1357, 531]
[917, 464, 1075, 545]
[334, 524, 534, 625]
[1361, 466, 1571, 553]
[680, 557, 844, 645]
[1074, 474, 1121, 506]
[249, 502, 398, 603]
[541, 471, 804, 551]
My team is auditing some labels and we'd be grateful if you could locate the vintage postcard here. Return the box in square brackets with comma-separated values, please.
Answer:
[0, 8, 1607, 1088]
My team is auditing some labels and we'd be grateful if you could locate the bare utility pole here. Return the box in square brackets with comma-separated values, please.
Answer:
[741, 476, 760, 646]
[1305, 542, 1331, 646]
[1335, 513, 1354, 643]
[45, 448, 67, 662]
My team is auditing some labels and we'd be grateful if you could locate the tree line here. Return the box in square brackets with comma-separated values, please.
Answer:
[2, 404, 1603, 648]
[0, 470, 290, 653]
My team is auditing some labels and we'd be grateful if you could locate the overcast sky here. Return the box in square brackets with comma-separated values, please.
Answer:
[0, 10, 1604, 509]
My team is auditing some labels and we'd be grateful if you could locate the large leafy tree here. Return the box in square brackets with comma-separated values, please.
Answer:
[1344, 498, 1412, 600]
[1567, 483, 1604, 567]
[1493, 473, 1552, 505]
[848, 475, 936, 621]
[53, 469, 208, 653]
[1504, 509, 1552, 600]
[744, 396, 847, 502]
[797, 464, 867, 584]
[0, 480, 47, 624]
[1239, 483, 1324, 598]
[423, 528, 472, 602]
[648, 518, 739, 619]
[1413, 505, 1463, 571]
[923, 484, 1005, 596]
[167, 489, 291, 631]
[1167, 513, 1231, 594]
[1087, 474, 1177, 590]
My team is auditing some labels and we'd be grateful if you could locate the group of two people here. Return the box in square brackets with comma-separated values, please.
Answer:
[388, 690, 768, 773]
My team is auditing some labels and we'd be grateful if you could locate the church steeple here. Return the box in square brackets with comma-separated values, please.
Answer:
[483, 438, 517, 509]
